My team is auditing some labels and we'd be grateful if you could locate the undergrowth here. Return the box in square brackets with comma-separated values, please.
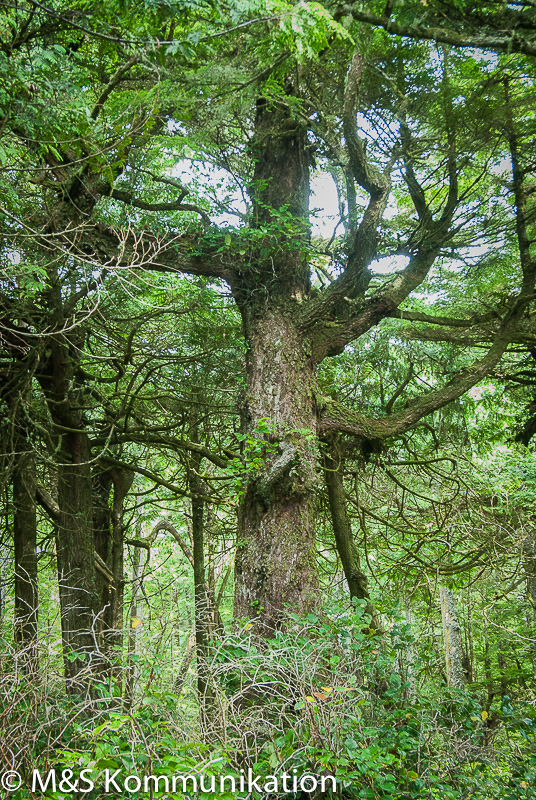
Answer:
[1, 602, 534, 799]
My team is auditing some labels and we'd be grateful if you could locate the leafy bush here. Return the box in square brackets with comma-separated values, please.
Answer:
[3, 601, 535, 798]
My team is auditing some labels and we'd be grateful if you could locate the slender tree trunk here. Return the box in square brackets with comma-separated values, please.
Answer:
[464, 593, 474, 683]
[529, 573, 536, 683]
[125, 540, 144, 708]
[497, 639, 508, 697]
[186, 406, 215, 724]
[2, 371, 39, 668]
[93, 469, 114, 652]
[190, 463, 213, 721]
[110, 469, 132, 657]
[522, 535, 536, 682]
[322, 434, 379, 629]
[93, 466, 132, 670]
[483, 628, 494, 708]
[0, 527, 7, 629]
[13, 445, 38, 671]
[173, 631, 196, 695]
[405, 599, 416, 702]
[440, 585, 465, 690]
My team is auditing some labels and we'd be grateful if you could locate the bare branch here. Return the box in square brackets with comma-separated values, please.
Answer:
[385, 363, 413, 415]
[91, 55, 140, 121]
[74, 223, 236, 282]
[101, 186, 211, 224]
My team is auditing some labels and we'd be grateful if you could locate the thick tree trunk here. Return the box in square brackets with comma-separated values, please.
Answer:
[233, 91, 320, 631]
[13, 443, 38, 671]
[38, 272, 101, 692]
[322, 434, 379, 629]
[234, 310, 319, 630]
[57, 431, 100, 689]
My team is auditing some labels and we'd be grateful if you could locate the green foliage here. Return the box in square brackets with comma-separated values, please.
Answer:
[4, 604, 535, 799]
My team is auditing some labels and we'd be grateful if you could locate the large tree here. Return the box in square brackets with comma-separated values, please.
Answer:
[1, 0, 535, 652]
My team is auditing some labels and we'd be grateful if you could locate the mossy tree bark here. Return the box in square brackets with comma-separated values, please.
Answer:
[233, 94, 319, 629]
[234, 310, 320, 629]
